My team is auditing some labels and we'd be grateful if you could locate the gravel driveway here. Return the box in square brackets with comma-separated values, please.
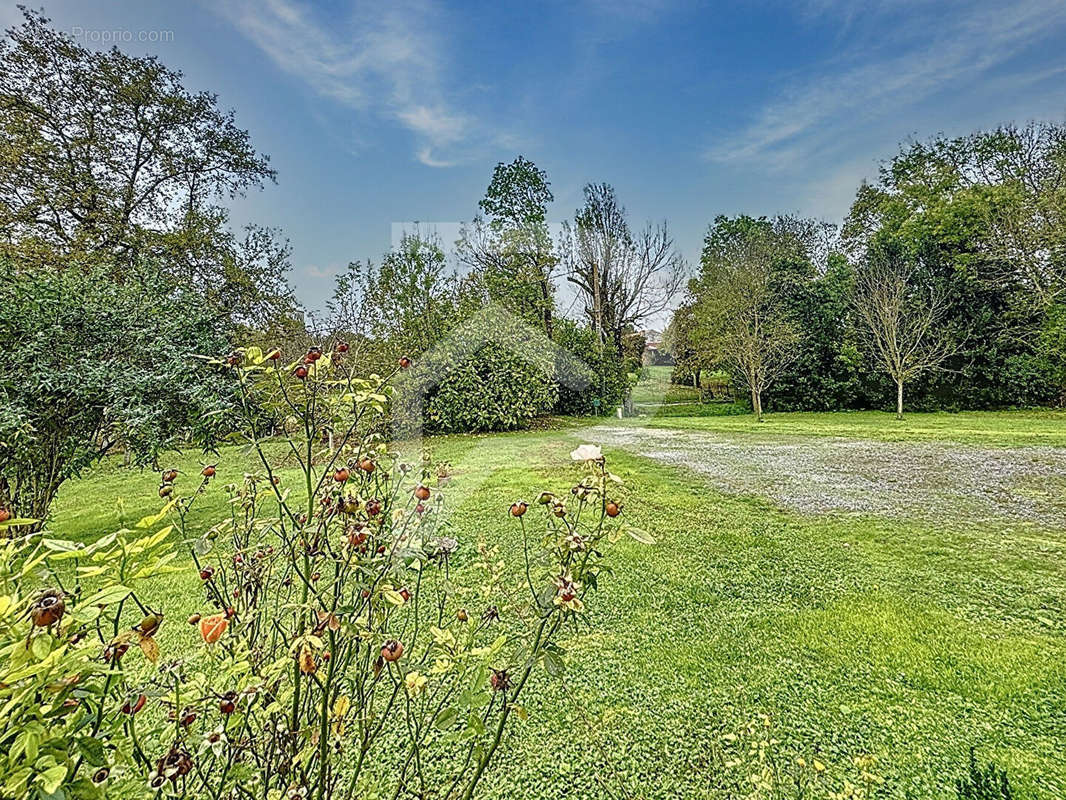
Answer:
[593, 424, 1066, 529]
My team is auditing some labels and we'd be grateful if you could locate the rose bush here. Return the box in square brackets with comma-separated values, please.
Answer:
[0, 342, 650, 799]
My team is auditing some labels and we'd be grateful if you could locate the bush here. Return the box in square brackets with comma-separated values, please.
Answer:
[551, 319, 629, 416]
[0, 260, 231, 525]
[420, 341, 558, 432]
[956, 749, 1014, 800]
[0, 344, 650, 799]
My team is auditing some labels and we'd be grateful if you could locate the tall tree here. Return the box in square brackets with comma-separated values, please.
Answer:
[851, 243, 954, 418]
[0, 10, 290, 325]
[457, 156, 557, 335]
[330, 230, 457, 365]
[560, 183, 685, 357]
[690, 215, 811, 420]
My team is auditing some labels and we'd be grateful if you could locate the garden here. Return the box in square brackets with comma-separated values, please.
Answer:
[2, 7, 1066, 800]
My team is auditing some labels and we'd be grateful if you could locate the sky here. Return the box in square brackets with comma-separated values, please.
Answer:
[4, 0, 1066, 324]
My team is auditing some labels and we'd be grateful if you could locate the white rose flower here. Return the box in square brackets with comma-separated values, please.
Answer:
[569, 444, 603, 462]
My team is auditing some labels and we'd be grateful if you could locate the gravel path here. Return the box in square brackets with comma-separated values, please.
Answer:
[592, 424, 1066, 528]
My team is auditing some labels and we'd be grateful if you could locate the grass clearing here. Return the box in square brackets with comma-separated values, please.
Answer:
[48, 413, 1066, 798]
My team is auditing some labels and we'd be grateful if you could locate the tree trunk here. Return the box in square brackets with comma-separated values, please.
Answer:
[896, 379, 904, 420]
[751, 386, 763, 421]
[539, 279, 553, 339]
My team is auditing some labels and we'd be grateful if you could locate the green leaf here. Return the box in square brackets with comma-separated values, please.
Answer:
[77, 584, 132, 609]
[38, 765, 66, 795]
[625, 526, 656, 545]
[435, 708, 458, 730]
[77, 737, 106, 766]
[541, 650, 565, 677]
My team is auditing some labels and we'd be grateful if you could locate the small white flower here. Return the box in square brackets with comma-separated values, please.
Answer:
[570, 444, 602, 462]
[200, 725, 227, 758]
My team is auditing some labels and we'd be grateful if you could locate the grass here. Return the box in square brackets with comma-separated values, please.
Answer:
[48, 413, 1066, 798]
[637, 408, 1066, 448]
[630, 365, 705, 405]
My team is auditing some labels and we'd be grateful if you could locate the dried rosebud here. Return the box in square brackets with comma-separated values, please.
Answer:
[219, 691, 238, 715]
[121, 694, 147, 715]
[380, 639, 404, 663]
[490, 669, 511, 692]
[104, 641, 130, 663]
[29, 589, 65, 628]
[509, 501, 528, 517]
[156, 747, 193, 780]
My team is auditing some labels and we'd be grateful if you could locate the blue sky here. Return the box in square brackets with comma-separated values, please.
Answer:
[4, 0, 1066, 320]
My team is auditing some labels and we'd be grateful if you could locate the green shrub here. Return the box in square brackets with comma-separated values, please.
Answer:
[0, 260, 231, 524]
[551, 319, 628, 416]
[421, 341, 558, 433]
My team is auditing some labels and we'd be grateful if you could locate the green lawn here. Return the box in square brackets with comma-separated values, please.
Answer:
[640, 407, 1066, 448]
[631, 364, 705, 405]
[49, 412, 1066, 798]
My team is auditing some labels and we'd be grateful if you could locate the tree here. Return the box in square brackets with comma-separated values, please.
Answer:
[457, 156, 557, 335]
[691, 215, 810, 420]
[560, 182, 686, 357]
[330, 230, 457, 368]
[0, 260, 231, 524]
[0, 10, 290, 326]
[851, 244, 954, 418]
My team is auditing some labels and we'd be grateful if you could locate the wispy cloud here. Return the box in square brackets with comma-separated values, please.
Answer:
[708, 0, 1066, 170]
[212, 0, 474, 167]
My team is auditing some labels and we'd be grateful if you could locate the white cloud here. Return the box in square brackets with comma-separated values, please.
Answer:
[708, 0, 1066, 171]
[212, 0, 475, 166]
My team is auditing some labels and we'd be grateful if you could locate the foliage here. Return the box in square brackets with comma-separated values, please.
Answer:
[956, 749, 1014, 800]
[420, 340, 559, 433]
[457, 157, 557, 336]
[0, 260, 231, 524]
[551, 319, 630, 415]
[688, 215, 822, 419]
[330, 231, 457, 370]
[0, 504, 191, 800]
[0, 10, 294, 329]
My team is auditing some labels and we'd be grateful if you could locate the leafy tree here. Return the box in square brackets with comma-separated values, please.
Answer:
[552, 318, 629, 415]
[689, 215, 811, 420]
[457, 156, 557, 335]
[330, 230, 457, 367]
[0, 9, 291, 327]
[0, 260, 231, 524]
[843, 122, 1066, 411]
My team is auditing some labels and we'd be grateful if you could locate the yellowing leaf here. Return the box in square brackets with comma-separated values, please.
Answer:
[139, 635, 160, 663]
